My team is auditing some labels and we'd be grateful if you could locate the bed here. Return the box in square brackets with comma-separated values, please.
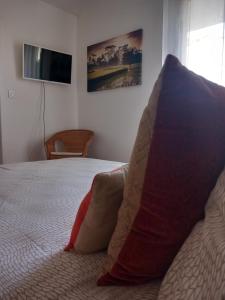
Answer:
[0, 158, 160, 300]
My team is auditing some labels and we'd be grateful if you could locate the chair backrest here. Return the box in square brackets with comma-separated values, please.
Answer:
[45, 130, 94, 159]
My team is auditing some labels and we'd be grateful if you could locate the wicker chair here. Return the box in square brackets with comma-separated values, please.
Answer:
[45, 130, 94, 160]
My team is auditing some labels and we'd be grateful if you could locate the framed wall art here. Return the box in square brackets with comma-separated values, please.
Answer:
[87, 29, 143, 92]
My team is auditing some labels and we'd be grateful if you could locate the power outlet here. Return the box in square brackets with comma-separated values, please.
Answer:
[8, 89, 15, 99]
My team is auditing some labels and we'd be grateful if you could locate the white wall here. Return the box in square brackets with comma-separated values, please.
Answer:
[0, 0, 78, 163]
[77, 0, 163, 162]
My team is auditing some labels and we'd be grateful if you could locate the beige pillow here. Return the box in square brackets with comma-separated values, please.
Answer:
[65, 164, 128, 254]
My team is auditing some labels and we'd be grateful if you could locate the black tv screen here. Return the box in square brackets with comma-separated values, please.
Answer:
[23, 44, 72, 84]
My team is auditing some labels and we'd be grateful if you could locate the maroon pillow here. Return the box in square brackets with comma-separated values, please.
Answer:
[98, 55, 225, 285]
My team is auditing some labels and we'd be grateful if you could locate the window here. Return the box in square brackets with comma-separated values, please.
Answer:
[163, 0, 225, 86]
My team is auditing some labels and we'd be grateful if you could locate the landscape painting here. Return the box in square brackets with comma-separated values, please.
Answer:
[87, 29, 143, 92]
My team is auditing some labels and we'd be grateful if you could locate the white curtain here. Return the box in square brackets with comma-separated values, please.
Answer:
[163, 0, 225, 86]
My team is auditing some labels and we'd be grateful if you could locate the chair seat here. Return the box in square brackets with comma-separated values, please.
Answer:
[51, 152, 83, 156]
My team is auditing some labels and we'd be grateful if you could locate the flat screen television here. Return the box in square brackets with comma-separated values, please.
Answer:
[23, 43, 72, 84]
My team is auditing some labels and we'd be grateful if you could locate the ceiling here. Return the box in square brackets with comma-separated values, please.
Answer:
[41, 0, 84, 15]
[41, 0, 138, 15]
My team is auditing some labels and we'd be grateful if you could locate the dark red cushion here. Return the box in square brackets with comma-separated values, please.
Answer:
[98, 55, 225, 285]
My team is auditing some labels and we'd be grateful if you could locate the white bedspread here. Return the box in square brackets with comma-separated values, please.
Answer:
[0, 158, 160, 300]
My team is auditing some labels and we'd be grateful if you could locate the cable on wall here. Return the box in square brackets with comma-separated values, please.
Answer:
[27, 82, 47, 161]
[27, 83, 43, 161]
[42, 82, 46, 157]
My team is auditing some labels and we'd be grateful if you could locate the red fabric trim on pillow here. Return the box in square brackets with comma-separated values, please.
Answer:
[64, 188, 93, 251]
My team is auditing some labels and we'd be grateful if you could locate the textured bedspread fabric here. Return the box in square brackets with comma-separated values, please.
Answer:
[158, 166, 225, 300]
[0, 158, 160, 300]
